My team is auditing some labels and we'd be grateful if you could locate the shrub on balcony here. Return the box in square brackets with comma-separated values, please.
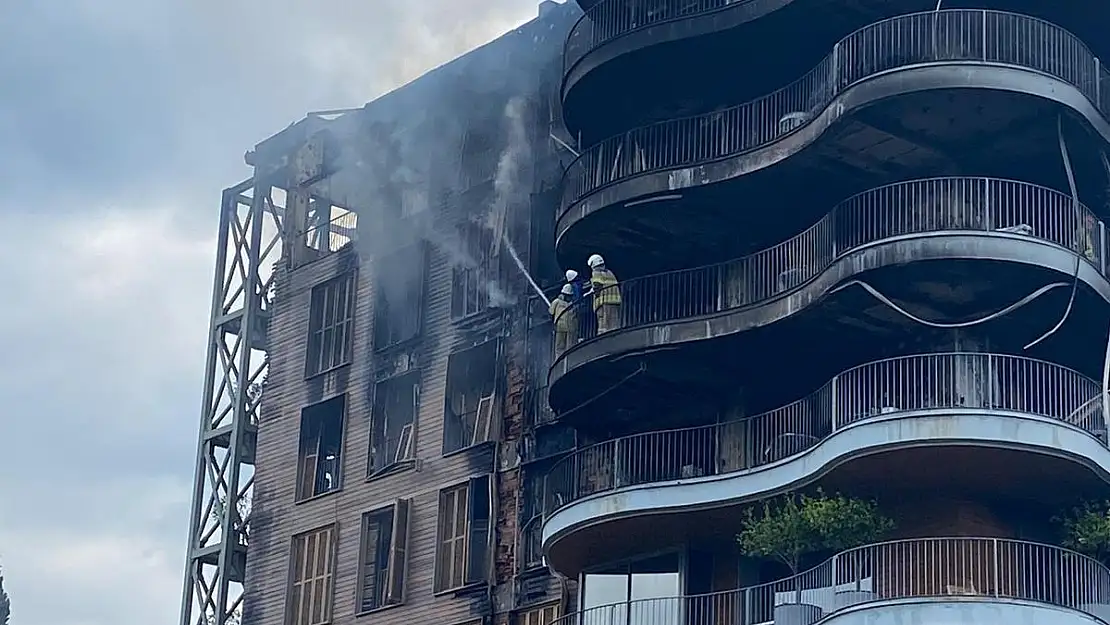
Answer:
[736, 489, 894, 575]
[1057, 501, 1110, 564]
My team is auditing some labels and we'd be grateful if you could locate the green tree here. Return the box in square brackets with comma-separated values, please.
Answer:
[737, 490, 894, 576]
[1056, 501, 1110, 564]
[0, 564, 11, 625]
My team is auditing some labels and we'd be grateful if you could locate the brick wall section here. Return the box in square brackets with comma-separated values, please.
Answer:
[495, 317, 527, 588]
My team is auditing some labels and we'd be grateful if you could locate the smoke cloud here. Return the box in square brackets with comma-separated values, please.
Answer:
[315, 9, 567, 321]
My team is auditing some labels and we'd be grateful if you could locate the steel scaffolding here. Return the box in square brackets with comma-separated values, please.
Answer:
[178, 173, 284, 625]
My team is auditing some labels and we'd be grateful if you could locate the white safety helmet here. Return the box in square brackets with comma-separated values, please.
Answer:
[560, 283, 575, 296]
[565, 269, 578, 281]
[587, 253, 605, 268]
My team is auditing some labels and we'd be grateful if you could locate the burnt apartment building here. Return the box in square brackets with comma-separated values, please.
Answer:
[180, 1, 1110, 625]
[178, 2, 580, 625]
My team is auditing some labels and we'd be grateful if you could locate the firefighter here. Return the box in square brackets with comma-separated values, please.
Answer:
[588, 253, 622, 333]
[550, 283, 577, 354]
[564, 268, 588, 302]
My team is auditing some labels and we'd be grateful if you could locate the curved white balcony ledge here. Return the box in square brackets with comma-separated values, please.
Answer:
[823, 597, 1110, 625]
[542, 410, 1110, 553]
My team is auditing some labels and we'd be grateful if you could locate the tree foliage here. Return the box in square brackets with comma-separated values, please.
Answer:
[0, 565, 11, 625]
[1056, 501, 1110, 563]
[737, 490, 894, 574]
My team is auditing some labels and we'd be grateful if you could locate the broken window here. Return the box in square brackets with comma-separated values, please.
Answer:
[296, 396, 345, 500]
[373, 243, 427, 350]
[458, 123, 501, 188]
[303, 199, 357, 258]
[517, 603, 560, 625]
[435, 476, 492, 592]
[368, 372, 419, 476]
[520, 470, 546, 570]
[443, 341, 499, 454]
[357, 499, 411, 612]
[287, 525, 336, 625]
[450, 219, 495, 319]
[305, 272, 357, 377]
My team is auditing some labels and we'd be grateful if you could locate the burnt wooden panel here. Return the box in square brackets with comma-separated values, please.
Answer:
[241, 7, 578, 625]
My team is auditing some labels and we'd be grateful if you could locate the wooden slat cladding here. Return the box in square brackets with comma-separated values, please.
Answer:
[245, 231, 503, 625]
[241, 8, 578, 625]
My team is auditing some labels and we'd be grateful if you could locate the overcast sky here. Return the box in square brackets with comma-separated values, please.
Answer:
[0, 2, 546, 624]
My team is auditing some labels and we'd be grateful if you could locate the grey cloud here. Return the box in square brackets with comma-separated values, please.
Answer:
[0, 1, 549, 624]
[0, 0, 544, 224]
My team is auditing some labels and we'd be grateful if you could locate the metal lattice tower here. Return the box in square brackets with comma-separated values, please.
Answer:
[179, 173, 284, 625]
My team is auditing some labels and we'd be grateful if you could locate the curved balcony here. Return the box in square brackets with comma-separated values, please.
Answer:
[557, 9, 1110, 257]
[549, 538, 1110, 625]
[549, 177, 1107, 398]
[565, 0, 790, 75]
[544, 352, 1104, 516]
[541, 353, 1110, 572]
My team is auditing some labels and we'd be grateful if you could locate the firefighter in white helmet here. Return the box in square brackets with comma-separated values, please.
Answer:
[587, 253, 621, 333]
[549, 283, 578, 354]
[564, 268, 587, 303]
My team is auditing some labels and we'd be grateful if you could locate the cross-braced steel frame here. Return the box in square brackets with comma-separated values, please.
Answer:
[179, 172, 284, 625]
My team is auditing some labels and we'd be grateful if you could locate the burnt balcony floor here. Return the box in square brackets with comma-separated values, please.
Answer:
[549, 256, 1110, 422]
[558, 87, 1110, 273]
[566, 0, 1110, 142]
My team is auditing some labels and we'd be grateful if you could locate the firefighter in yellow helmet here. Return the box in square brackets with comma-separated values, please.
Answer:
[588, 253, 622, 333]
[550, 283, 578, 355]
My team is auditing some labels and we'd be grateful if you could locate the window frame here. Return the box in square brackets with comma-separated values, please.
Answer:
[442, 341, 500, 455]
[517, 602, 560, 625]
[449, 218, 496, 321]
[372, 242, 428, 351]
[305, 272, 357, 378]
[355, 499, 412, 614]
[286, 524, 338, 625]
[367, 371, 420, 478]
[577, 549, 686, 622]
[295, 395, 346, 502]
[434, 476, 493, 593]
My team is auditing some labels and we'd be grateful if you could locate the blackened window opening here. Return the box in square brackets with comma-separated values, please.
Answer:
[296, 395, 345, 500]
[521, 470, 545, 569]
[374, 243, 427, 350]
[369, 372, 419, 475]
[451, 220, 495, 319]
[443, 341, 498, 454]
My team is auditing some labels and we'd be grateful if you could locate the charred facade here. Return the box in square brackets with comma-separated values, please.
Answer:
[179, 3, 580, 625]
[182, 1, 1110, 625]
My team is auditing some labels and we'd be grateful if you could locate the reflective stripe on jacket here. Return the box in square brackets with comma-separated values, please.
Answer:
[549, 298, 573, 331]
[591, 269, 622, 309]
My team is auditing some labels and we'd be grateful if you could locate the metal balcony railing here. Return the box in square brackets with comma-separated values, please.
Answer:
[561, 9, 1107, 215]
[543, 352, 1104, 516]
[548, 537, 1110, 625]
[295, 209, 358, 267]
[551, 177, 1104, 353]
[564, 0, 757, 73]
